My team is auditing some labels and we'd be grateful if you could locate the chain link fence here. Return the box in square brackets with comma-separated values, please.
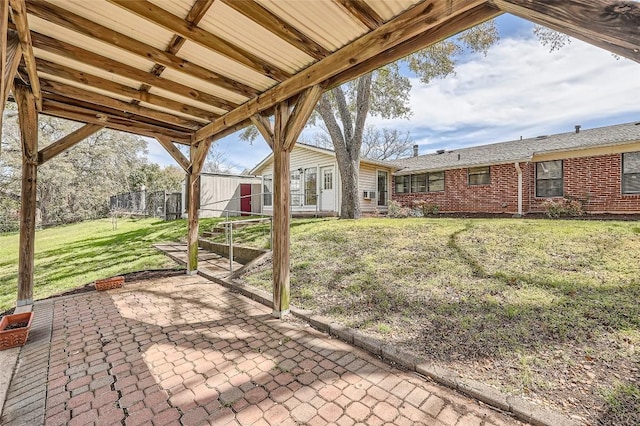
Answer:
[109, 190, 182, 220]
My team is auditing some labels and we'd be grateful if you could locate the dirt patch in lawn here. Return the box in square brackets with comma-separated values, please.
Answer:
[240, 218, 640, 425]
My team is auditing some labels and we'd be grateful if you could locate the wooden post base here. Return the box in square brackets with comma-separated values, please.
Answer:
[16, 299, 33, 307]
[272, 309, 290, 319]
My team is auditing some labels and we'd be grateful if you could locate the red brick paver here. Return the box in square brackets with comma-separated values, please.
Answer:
[6, 274, 523, 425]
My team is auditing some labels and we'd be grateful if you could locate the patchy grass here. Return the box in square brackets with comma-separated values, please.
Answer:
[241, 217, 640, 424]
[601, 383, 640, 426]
[0, 217, 220, 311]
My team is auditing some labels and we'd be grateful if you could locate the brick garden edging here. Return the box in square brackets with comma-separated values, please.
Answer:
[203, 273, 580, 426]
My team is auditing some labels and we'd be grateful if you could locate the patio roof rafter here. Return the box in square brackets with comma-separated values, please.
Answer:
[107, 0, 292, 82]
[220, 0, 331, 61]
[25, 0, 260, 98]
[134, 0, 216, 106]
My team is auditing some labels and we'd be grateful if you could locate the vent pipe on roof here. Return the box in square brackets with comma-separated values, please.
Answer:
[575, 125, 581, 134]
[413, 144, 419, 157]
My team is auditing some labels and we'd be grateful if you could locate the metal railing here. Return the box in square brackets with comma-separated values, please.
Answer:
[199, 192, 273, 273]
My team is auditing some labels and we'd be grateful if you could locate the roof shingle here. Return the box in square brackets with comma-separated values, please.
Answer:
[393, 121, 640, 175]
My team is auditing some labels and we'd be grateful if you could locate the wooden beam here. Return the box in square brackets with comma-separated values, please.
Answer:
[14, 83, 37, 306]
[284, 85, 323, 151]
[221, 0, 330, 61]
[26, 0, 260, 97]
[1, 0, 9, 120]
[328, 3, 502, 89]
[333, 0, 385, 30]
[250, 114, 274, 149]
[41, 99, 193, 144]
[194, 0, 487, 142]
[272, 100, 291, 318]
[42, 91, 194, 135]
[107, 0, 291, 82]
[156, 136, 189, 172]
[37, 123, 104, 165]
[493, 0, 640, 63]
[189, 137, 211, 176]
[8, 0, 41, 110]
[36, 59, 220, 122]
[40, 79, 203, 129]
[1, 31, 21, 112]
[31, 48, 238, 111]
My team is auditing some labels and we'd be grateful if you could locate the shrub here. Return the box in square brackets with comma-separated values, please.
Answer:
[413, 200, 440, 216]
[542, 198, 585, 218]
[387, 201, 411, 218]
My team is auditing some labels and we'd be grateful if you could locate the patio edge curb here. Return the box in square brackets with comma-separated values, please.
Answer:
[244, 279, 579, 426]
[158, 245, 579, 426]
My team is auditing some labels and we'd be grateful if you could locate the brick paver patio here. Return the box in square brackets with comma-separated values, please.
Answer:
[1, 274, 523, 425]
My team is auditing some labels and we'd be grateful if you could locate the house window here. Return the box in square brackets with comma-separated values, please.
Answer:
[411, 174, 427, 193]
[304, 168, 317, 205]
[536, 160, 563, 197]
[428, 171, 444, 192]
[468, 166, 490, 185]
[263, 174, 272, 206]
[290, 170, 302, 206]
[395, 175, 410, 193]
[622, 152, 640, 194]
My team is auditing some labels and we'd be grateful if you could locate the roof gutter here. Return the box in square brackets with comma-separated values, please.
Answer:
[393, 158, 532, 176]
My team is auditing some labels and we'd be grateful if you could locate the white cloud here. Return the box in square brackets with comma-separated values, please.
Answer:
[369, 36, 640, 152]
[149, 31, 640, 167]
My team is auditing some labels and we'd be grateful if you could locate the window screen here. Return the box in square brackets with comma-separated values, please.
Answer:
[468, 166, 490, 185]
[623, 152, 640, 194]
[428, 172, 445, 192]
[536, 160, 563, 197]
[395, 175, 410, 193]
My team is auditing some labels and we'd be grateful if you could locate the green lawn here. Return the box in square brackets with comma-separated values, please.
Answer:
[0, 217, 216, 311]
[241, 217, 640, 424]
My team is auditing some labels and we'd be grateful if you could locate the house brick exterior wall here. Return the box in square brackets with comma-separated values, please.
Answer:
[528, 154, 640, 214]
[392, 153, 640, 215]
[392, 163, 522, 214]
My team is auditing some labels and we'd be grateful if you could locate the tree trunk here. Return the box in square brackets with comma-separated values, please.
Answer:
[337, 154, 360, 219]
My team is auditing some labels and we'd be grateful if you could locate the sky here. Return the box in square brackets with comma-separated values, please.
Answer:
[146, 14, 640, 173]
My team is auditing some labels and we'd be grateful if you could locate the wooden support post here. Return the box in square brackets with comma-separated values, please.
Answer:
[186, 140, 207, 274]
[257, 86, 323, 318]
[186, 146, 198, 274]
[14, 83, 37, 306]
[272, 101, 291, 317]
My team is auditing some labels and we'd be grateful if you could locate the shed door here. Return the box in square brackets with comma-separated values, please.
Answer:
[320, 166, 335, 211]
[240, 184, 252, 216]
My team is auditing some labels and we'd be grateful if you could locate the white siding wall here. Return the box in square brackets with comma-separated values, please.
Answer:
[254, 145, 395, 215]
[196, 174, 262, 218]
[359, 163, 391, 213]
[255, 147, 337, 213]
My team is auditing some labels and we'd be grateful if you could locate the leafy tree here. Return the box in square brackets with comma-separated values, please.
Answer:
[316, 21, 498, 218]
[242, 22, 498, 218]
[1, 113, 150, 227]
